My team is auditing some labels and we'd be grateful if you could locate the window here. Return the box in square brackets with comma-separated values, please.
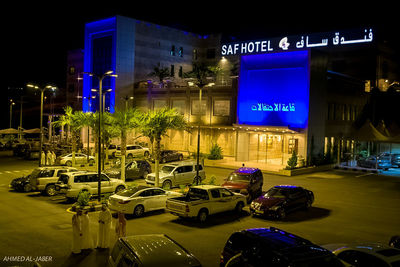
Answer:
[179, 66, 183, 77]
[337, 250, 390, 267]
[210, 189, 221, 198]
[183, 165, 193, 172]
[69, 66, 75, 75]
[170, 45, 175, 56]
[153, 189, 166, 195]
[100, 174, 109, 181]
[179, 47, 183, 57]
[170, 64, 175, 77]
[139, 190, 152, 197]
[40, 170, 55, 177]
[213, 100, 230, 116]
[74, 175, 88, 183]
[192, 49, 198, 60]
[117, 254, 136, 267]
[195, 165, 203, 171]
[87, 174, 98, 182]
[220, 188, 234, 197]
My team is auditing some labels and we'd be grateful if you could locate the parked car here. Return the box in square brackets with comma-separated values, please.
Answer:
[150, 150, 184, 163]
[145, 161, 205, 189]
[108, 144, 118, 158]
[55, 171, 126, 201]
[166, 185, 246, 223]
[390, 236, 400, 249]
[323, 243, 400, 267]
[109, 234, 201, 267]
[115, 145, 150, 159]
[357, 155, 392, 170]
[108, 185, 182, 217]
[9, 176, 32, 192]
[221, 167, 263, 203]
[380, 153, 400, 168]
[57, 153, 95, 166]
[250, 185, 314, 219]
[29, 166, 78, 196]
[221, 227, 344, 267]
[104, 159, 151, 180]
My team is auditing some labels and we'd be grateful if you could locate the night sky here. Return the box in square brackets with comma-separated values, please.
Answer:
[3, 2, 399, 129]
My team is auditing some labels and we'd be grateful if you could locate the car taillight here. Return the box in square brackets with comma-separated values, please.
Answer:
[119, 200, 130, 204]
[185, 204, 189, 212]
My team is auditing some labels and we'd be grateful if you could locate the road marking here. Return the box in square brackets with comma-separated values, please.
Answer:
[355, 173, 374, 178]
[5, 171, 11, 173]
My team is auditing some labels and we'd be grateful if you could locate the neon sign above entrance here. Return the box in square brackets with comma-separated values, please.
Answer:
[221, 28, 373, 56]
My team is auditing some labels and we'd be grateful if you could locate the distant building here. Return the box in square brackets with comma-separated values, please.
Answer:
[66, 49, 84, 111]
[80, 15, 399, 169]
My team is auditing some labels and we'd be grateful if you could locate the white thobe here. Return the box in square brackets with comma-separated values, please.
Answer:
[81, 214, 94, 249]
[51, 152, 56, 165]
[46, 152, 52, 165]
[72, 214, 82, 254]
[41, 152, 46, 166]
[97, 209, 112, 248]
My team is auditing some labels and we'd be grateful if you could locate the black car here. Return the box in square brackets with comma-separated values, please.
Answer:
[10, 176, 32, 192]
[250, 185, 314, 219]
[104, 160, 151, 180]
[220, 227, 344, 267]
[150, 150, 184, 163]
[357, 155, 392, 170]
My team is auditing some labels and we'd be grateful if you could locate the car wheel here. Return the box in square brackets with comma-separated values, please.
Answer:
[277, 208, 286, 219]
[23, 183, 32, 192]
[162, 180, 172, 190]
[235, 202, 244, 214]
[144, 151, 149, 158]
[134, 205, 144, 217]
[66, 161, 72, 167]
[115, 185, 125, 193]
[127, 154, 133, 159]
[45, 184, 57, 196]
[197, 209, 208, 223]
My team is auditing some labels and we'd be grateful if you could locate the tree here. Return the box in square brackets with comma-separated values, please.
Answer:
[149, 66, 170, 88]
[286, 150, 298, 170]
[139, 107, 187, 187]
[111, 108, 141, 181]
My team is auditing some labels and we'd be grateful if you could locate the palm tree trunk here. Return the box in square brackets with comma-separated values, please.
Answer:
[72, 132, 76, 166]
[155, 137, 161, 187]
[121, 131, 127, 182]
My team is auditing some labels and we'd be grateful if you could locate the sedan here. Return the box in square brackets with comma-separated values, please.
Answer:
[57, 153, 95, 166]
[250, 185, 314, 219]
[108, 186, 182, 217]
[357, 155, 392, 170]
[104, 160, 151, 180]
[323, 243, 400, 267]
[150, 150, 184, 163]
[10, 176, 31, 192]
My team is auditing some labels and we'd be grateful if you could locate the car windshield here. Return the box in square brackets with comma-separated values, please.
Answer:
[117, 186, 149, 197]
[30, 169, 41, 178]
[264, 188, 288, 198]
[161, 166, 175, 173]
[227, 173, 251, 182]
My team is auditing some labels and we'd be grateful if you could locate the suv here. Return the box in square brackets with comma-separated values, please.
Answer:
[109, 234, 201, 267]
[29, 166, 78, 196]
[145, 161, 205, 189]
[221, 167, 263, 203]
[56, 171, 126, 201]
[220, 227, 344, 267]
[115, 145, 150, 159]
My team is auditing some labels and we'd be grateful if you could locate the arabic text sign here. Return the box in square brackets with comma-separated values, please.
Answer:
[222, 28, 373, 56]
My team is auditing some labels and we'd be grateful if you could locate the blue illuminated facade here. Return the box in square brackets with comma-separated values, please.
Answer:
[83, 17, 117, 113]
[237, 50, 310, 128]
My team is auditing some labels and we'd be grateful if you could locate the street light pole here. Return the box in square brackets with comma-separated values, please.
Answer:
[196, 87, 203, 184]
[27, 84, 57, 167]
[9, 100, 15, 128]
[84, 71, 117, 202]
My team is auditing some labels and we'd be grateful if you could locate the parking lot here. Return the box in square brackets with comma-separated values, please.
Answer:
[0, 152, 399, 266]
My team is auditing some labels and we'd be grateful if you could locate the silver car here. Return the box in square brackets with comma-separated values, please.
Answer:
[57, 153, 95, 166]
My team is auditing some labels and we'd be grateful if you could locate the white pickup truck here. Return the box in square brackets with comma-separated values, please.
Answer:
[166, 185, 246, 222]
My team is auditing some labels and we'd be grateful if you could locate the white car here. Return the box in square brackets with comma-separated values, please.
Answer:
[57, 153, 95, 166]
[114, 145, 150, 159]
[56, 171, 126, 200]
[323, 243, 400, 267]
[108, 185, 182, 217]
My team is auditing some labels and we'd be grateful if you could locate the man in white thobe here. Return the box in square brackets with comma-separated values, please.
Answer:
[72, 209, 83, 254]
[51, 151, 56, 165]
[46, 151, 52, 166]
[97, 204, 112, 248]
[81, 210, 94, 250]
[41, 151, 46, 166]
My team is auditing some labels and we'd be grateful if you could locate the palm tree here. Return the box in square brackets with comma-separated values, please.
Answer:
[111, 108, 141, 182]
[149, 66, 170, 88]
[139, 107, 187, 187]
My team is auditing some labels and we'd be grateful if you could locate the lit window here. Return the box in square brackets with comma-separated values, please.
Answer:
[170, 45, 175, 56]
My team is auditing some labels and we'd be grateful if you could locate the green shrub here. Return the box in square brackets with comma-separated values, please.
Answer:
[208, 143, 223, 160]
[286, 150, 298, 170]
[76, 191, 91, 207]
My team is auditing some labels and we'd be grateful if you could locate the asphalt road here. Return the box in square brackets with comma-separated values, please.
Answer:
[0, 151, 399, 267]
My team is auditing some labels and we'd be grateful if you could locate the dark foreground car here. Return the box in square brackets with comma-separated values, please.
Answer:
[104, 160, 151, 180]
[109, 234, 201, 267]
[250, 185, 314, 219]
[221, 167, 263, 203]
[220, 227, 344, 267]
[150, 150, 184, 163]
[10, 176, 31, 192]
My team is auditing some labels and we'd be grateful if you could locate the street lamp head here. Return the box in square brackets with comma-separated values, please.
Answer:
[105, 70, 114, 75]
